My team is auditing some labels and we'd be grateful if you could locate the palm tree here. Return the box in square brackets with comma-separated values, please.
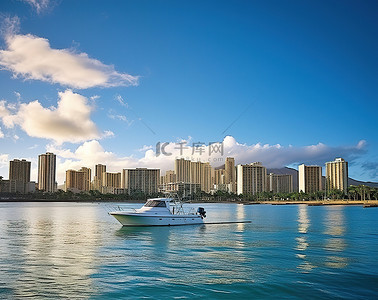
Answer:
[348, 185, 358, 200]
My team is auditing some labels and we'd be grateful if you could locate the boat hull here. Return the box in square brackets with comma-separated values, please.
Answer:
[110, 213, 204, 226]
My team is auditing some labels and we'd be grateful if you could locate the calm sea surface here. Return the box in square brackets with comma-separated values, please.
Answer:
[0, 202, 377, 299]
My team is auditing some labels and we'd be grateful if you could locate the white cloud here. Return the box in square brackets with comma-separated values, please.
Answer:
[108, 111, 134, 126]
[14, 91, 21, 101]
[50, 136, 366, 184]
[0, 154, 9, 169]
[0, 127, 4, 138]
[0, 34, 139, 89]
[20, 0, 51, 14]
[0, 90, 103, 144]
[103, 130, 115, 138]
[28, 144, 39, 150]
[90, 95, 100, 101]
[0, 100, 10, 118]
[138, 145, 153, 152]
[115, 94, 128, 107]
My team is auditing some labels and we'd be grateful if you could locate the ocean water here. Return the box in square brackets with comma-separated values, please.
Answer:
[0, 202, 377, 299]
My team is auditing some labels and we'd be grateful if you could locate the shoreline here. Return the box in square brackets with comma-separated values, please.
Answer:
[0, 199, 377, 207]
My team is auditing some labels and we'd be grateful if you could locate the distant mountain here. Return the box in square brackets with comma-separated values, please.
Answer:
[348, 178, 378, 188]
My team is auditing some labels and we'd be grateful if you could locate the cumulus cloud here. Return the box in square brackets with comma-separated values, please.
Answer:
[221, 136, 367, 168]
[49, 136, 367, 184]
[0, 90, 102, 144]
[0, 33, 139, 89]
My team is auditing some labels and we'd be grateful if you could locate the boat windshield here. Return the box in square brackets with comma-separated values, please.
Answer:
[144, 200, 166, 207]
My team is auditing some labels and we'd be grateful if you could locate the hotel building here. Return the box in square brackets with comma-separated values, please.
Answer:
[65, 167, 92, 193]
[224, 157, 236, 192]
[93, 164, 106, 191]
[213, 169, 225, 185]
[175, 158, 191, 183]
[161, 170, 176, 185]
[298, 164, 322, 193]
[325, 158, 348, 194]
[9, 159, 31, 183]
[7, 159, 34, 193]
[267, 173, 293, 193]
[123, 168, 160, 195]
[38, 152, 56, 192]
[236, 162, 267, 195]
[102, 172, 121, 193]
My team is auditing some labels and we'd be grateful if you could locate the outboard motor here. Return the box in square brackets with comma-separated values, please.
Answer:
[197, 207, 206, 218]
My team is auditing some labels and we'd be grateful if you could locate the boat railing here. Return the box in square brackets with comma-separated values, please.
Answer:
[170, 202, 196, 215]
[104, 204, 137, 213]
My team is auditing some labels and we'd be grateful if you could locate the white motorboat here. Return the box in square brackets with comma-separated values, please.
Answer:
[109, 198, 206, 226]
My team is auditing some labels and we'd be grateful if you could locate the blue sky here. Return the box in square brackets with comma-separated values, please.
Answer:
[0, 0, 377, 184]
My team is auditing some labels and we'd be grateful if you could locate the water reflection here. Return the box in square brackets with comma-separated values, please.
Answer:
[295, 205, 315, 272]
[1, 204, 101, 299]
[236, 204, 246, 231]
[116, 226, 171, 255]
[323, 206, 348, 268]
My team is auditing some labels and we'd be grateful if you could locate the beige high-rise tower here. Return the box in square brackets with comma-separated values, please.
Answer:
[38, 152, 56, 192]
[325, 158, 348, 194]
[66, 170, 85, 192]
[175, 158, 191, 183]
[225, 157, 236, 192]
[79, 167, 91, 191]
[9, 159, 31, 183]
[267, 173, 293, 193]
[123, 168, 160, 194]
[236, 162, 267, 195]
[93, 164, 106, 191]
[66, 167, 92, 193]
[298, 164, 322, 193]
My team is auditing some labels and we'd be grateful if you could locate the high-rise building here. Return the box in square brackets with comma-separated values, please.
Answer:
[188, 161, 213, 193]
[298, 164, 322, 193]
[202, 162, 213, 193]
[38, 152, 56, 192]
[175, 158, 191, 183]
[325, 158, 348, 194]
[236, 162, 267, 195]
[9, 159, 31, 183]
[161, 170, 176, 185]
[66, 170, 85, 193]
[159, 182, 201, 197]
[214, 169, 225, 185]
[267, 173, 293, 193]
[174, 158, 215, 193]
[93, 164, 106, 191]
[102, 172, 121, 188]
[123, 168, 160, 194]
[8, 159, 32, 193]
[79, 167, 91, 191]
[65, 167, 92, 193]
[224, 157, 236, 192]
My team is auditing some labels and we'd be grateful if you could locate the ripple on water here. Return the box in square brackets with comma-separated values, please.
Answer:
[0, 202, 377, 299]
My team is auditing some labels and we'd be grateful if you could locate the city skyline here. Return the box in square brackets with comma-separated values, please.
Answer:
[0, 1, 377, 184]
[0, 153, 353, 195]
